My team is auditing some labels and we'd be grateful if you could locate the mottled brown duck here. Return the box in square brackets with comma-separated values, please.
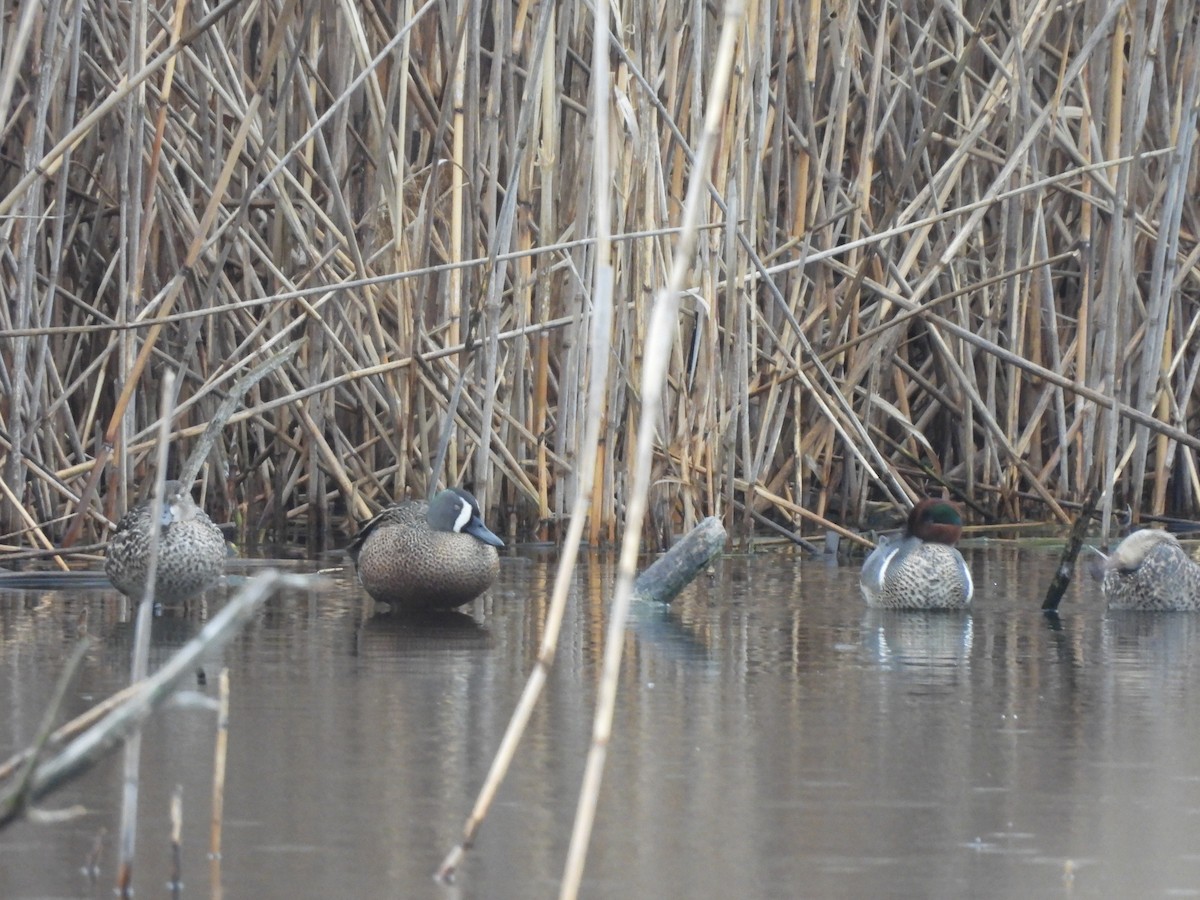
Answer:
[347, 487, 504, 612]
[1101, 529, 1200, 610]
[104, 480, 226, 603]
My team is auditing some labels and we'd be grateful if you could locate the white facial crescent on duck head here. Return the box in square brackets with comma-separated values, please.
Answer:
[453, 498, 473, 533]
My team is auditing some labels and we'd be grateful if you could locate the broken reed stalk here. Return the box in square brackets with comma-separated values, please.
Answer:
[116, 368, 176, 896]
[0, 637, 91, 827]
[210, 668, 230, 862]
[1042, 485, 1102, 613]
[169, 785, 183, 894]
[433, 0, 618, 880]
[5, 573, 312, 823]
[84, 827, 106, 880]
[560, 2, 745, 895]
[0, 672, 163, 787]
[0, 678, 145, 785]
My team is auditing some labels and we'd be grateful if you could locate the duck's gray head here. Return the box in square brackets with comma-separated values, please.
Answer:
[429, 488, 505, 548]
[158, 480, 199, 526]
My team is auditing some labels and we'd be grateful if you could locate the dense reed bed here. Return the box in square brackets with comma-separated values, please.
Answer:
[2, 0, 1200, 552]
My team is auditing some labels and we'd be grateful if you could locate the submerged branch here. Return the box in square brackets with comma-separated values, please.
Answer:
[0, 572, 318, 831]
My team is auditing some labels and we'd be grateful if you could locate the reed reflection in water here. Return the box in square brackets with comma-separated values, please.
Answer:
[1, 547, 1199, 897]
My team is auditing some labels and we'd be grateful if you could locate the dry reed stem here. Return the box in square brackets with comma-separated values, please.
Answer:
[560, 1, 745, 894]
[10, 572, 313, 816]
[116, 368, 175, 895]
[0, 0, 245, 218]
[209, 668, 230, 862]
[434, 0, 617, 881]
[0, 637, 91, 828]
[0, 678, 145, 786]
[169, 784, 183, 892]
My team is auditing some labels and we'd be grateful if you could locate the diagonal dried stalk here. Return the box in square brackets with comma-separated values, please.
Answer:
[560, 1, 745, 895]
[0, 637, 91, 827]
[115, 367, 175, 896]
[434, 0, 616, 882]
[0, 572, 313, 829]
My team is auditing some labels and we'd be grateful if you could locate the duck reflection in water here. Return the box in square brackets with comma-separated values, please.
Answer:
[862, 609, 974, 677]
[357, 606, 491, 654]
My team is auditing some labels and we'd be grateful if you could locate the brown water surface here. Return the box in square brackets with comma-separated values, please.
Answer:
[1, 546, 1199, 898]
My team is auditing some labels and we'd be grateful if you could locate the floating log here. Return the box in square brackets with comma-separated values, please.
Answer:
[633, 516, 726, 605]
[0, 571, 114, 590]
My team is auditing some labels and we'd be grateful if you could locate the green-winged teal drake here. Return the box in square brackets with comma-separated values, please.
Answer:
[104, 479, 226, 603]
[347, 487, 504, 612]
[1101, 529, 1200, 610]
[860, 498, 973, 609]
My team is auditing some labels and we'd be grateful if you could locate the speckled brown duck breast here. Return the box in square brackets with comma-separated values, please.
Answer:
[348, 487, 504, 612]
[859, 499, 973, 609]
[104, 480, 227, 603]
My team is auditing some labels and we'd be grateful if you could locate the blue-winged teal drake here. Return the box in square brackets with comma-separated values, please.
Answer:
[104, 479, 226, 603]
[347, 487, 504, 612]
[860, 498, 973, 609]
[1101, 529, 1200, 610]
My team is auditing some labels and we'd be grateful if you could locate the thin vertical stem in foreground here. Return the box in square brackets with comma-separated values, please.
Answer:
[559, 2, 746, 896]
[209, 668, 230, 860]
[115, 369, 176, 896]
[168, 785, 183, 894]
[434, 0, 617, 880]
[209, 667, 230, 900]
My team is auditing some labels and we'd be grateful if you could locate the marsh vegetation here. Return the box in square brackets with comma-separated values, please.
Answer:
[2, 0, 1199, 552]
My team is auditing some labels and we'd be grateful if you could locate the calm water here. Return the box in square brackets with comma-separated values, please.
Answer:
[2, 546, 1200, 898]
